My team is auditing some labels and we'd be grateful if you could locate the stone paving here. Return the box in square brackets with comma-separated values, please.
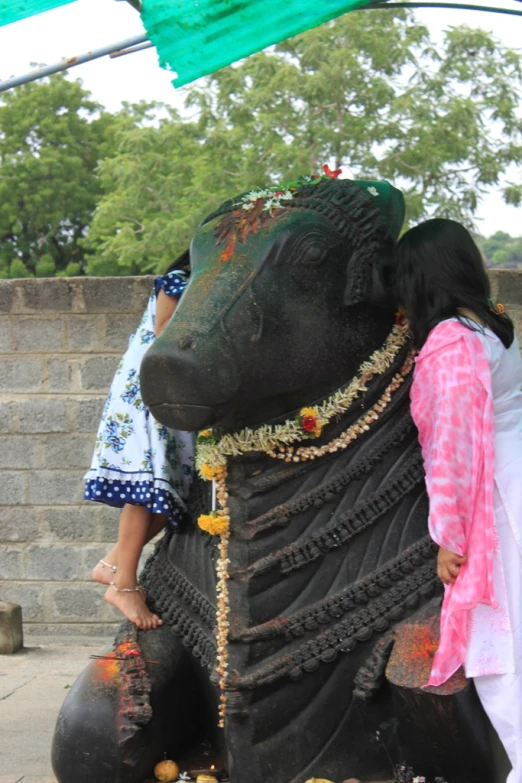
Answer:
[0, 636, 110, 782]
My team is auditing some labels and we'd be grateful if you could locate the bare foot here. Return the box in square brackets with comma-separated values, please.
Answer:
[92, 561, 116, 586]
[104, 585, 163, 631]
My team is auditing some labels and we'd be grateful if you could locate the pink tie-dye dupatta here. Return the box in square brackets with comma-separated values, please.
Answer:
[410, 319, 497, 687]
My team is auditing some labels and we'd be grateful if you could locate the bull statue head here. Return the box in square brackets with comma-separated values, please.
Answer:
[141, 176, 405, 432]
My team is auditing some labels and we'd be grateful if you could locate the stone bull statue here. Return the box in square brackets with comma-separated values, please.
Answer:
[52, 177, 502, 783]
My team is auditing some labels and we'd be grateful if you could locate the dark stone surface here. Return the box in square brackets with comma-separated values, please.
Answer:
[52, 180, 495, 783]
[385, 603, 503, 782]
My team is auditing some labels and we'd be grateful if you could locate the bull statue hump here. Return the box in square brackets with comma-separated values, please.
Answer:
[51, 178, 500, 783]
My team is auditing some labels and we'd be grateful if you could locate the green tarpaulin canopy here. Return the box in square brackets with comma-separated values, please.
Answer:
[0, 0, 76, 27]
[141, 0, 379, 88]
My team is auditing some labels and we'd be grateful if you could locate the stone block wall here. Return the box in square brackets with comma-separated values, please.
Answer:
[0, 276, 154, 636]
[0, 270, 521, 636]
[489, 271, 522, 335]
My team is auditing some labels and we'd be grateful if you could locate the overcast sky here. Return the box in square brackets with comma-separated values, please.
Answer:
[0, 0, 521, 235]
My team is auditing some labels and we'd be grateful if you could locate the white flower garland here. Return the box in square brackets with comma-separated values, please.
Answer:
[196, 319, 410, 476]
[236, 187, 295, 213]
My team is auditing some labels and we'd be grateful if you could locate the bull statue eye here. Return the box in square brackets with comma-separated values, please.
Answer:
[298, 246, 328, 266]
[289, 228, 344, 268]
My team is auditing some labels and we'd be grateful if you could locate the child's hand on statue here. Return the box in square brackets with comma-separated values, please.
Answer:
[437, 547, 466, 586]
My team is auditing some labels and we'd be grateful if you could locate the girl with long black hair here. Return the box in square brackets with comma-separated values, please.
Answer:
[396, 218, 522, 782]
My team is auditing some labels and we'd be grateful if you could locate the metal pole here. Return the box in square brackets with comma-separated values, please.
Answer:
[0, 33, 149, 93]
[110, 41, 154, 59]
[367, 1, 522, 15]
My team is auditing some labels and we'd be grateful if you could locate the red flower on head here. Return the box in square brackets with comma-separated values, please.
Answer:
[396, 310, 407, 327]
[323, 164, 342, 179]
[275, 190, 284, 196]
[302, 415, 318, 433]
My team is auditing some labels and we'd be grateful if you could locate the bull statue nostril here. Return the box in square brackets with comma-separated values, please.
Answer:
[178, 336, 195, 351]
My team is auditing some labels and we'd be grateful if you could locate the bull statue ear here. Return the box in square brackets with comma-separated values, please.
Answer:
[343, 180, 405, 308]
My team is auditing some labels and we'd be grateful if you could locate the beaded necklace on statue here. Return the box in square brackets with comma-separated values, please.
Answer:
[196, 314, 413, 727]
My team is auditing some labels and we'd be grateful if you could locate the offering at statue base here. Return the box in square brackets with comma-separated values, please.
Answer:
[154, 759, 180, 782]
[304, 778, 335, 783]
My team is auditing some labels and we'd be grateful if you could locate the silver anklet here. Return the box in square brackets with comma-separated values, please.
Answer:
[109, 581, 146, 596]
[99, 559, 117, 573]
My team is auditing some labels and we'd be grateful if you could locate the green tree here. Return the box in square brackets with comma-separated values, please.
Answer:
[478, 231, 522, 267]
[481, 231, 512, 259]
[84, 115, 242, 275]
[87, 10, 522, 273]
[189, 12, 522, 225]
[34, 254, 56, 277]
[491, 248, 511, 266]
[512, 238, 522, 265]
[0, 74, 121, 278]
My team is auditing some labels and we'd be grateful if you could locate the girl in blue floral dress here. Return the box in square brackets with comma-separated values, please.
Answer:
[84, 253, 194, 630]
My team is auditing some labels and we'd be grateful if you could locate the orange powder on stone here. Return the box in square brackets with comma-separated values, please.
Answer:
[400, 626, 439, 662]
[94, 655, 122, 684]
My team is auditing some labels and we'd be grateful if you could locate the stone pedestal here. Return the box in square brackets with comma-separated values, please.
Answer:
[0, 600, 23, 654]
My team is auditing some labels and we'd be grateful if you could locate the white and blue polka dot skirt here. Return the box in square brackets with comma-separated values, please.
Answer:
[83, 271, 195, 530]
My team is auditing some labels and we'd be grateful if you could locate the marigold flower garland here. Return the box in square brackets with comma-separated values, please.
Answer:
[196, 317, 412, 727]
[195, 317, 410, 477]
[197, 466, 230, 728]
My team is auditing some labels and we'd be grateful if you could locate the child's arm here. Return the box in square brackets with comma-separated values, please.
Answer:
[155, 290, 179, 337]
